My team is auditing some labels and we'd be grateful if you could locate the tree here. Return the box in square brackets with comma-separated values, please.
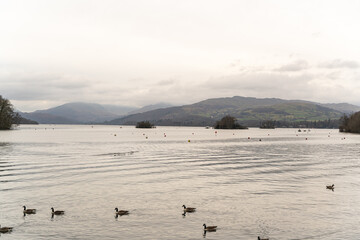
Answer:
[136, 121, 155, 128]
[260, 120, 276, 129]
[0, 95, 20, 130]
[214, 115, 247, 129]
[339, 112, 360, 133]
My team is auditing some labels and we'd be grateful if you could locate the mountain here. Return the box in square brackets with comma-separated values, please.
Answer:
[19, 102, 169, 124]
[102, 104, 138, 116]
[21, 112, 81, 124]
[17, 116, 39, 124]
[128, 103, 174, 115]
[20, 102, 121, 124]
[320, 103, 360, 114]
[107, 96, 354, 127]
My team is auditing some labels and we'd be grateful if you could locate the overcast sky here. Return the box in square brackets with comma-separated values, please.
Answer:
[1, 0, 360, 112]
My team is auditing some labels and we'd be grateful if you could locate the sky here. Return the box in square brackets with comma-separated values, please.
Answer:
[1, 0, 360, 112]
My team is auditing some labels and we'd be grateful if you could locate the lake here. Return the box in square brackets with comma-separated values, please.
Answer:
[1, 125, 360, 239]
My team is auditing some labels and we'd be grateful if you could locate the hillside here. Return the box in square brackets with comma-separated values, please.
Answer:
[320, 103, 360, 114]
[21, 112, 81, 124]
[20, 102, 123, 124]
[108, 96, 349, 127]
[19, 102, 170, 124]
[128, 103, 174, 115]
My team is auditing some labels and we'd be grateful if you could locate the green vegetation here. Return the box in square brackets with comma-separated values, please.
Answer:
[0, 95, 20, 130]
[214, 115, 247, 129]
[136, 121, 155, 128]
[339, 112, 360, 133]
[260, 120, 276, 129]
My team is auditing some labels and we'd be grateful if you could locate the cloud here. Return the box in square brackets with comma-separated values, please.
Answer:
[274, 60, 309, 72]
[319, 59, 359, 69]
[201, 66, 360, 105]
[204, 71, 314, 98]
[0, 70, 91, 102]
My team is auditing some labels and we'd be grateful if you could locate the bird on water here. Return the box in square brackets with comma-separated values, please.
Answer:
[23, 206, 36, 214]
[0, 225, 13, 233]
[203, 224, 217, 231]
[51, 207, 65, 215]
[182, 205, 196, 212]
[114, 207, 129, 215]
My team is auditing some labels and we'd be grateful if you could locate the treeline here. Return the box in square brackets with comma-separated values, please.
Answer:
[270, 119, 340, 129]
[0, 95, 20, 130]
[339, 112, 360, 133]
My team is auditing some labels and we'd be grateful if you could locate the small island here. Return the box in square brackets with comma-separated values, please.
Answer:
[214, 115, 247, 129]
[136, 121, 155, 128]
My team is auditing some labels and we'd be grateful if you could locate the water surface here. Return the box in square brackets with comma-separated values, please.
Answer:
[1, 125, 360, 239]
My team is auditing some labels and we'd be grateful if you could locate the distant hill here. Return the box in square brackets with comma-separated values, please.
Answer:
[18, 97, 360, 126]
[320, 103, 360, 114]
[19, 102, 171, 124]
[20, 102, 119, 124]
[17, 116, 39, 124]
[102, 104, 138, 116]
[107, 96, 354, 127]
[21, 112, 81, 124]
[128, 103, 174, 115]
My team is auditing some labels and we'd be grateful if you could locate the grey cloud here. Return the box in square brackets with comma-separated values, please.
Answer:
[0, 71, 91, 101]
[274, 60, 309, 72]
[319, 59, 359, 69]
[206, 72, 313, 90]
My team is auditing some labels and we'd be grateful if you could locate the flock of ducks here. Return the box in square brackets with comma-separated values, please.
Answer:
[0, 206, 64, 233]
[1, 186, 335, 238]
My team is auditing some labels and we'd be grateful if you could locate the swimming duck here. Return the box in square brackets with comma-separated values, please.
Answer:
[182, 205, 196, 212]
[326, 184, 334, 190]
[114, 207, 129, 215]
[0, 225, 13, 233]
[51, 208, 65, 215]
[258, 236, 269, 240]
[203, 224, 217, 231]
[23, 206, 36, 214]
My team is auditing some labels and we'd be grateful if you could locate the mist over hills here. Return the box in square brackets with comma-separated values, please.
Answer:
[18, 96, 360, 126]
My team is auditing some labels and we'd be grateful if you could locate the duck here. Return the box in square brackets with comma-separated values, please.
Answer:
[0, 225, 13, 233]
[23, 206, 36, 214]
[203, 224, 217, 231]
[114, 207, 129, 215]
[51, 207, 65, 215]
[326, 184, 334, 190]
[182, 205, 196, 212]
[258, 236, 269, 240]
